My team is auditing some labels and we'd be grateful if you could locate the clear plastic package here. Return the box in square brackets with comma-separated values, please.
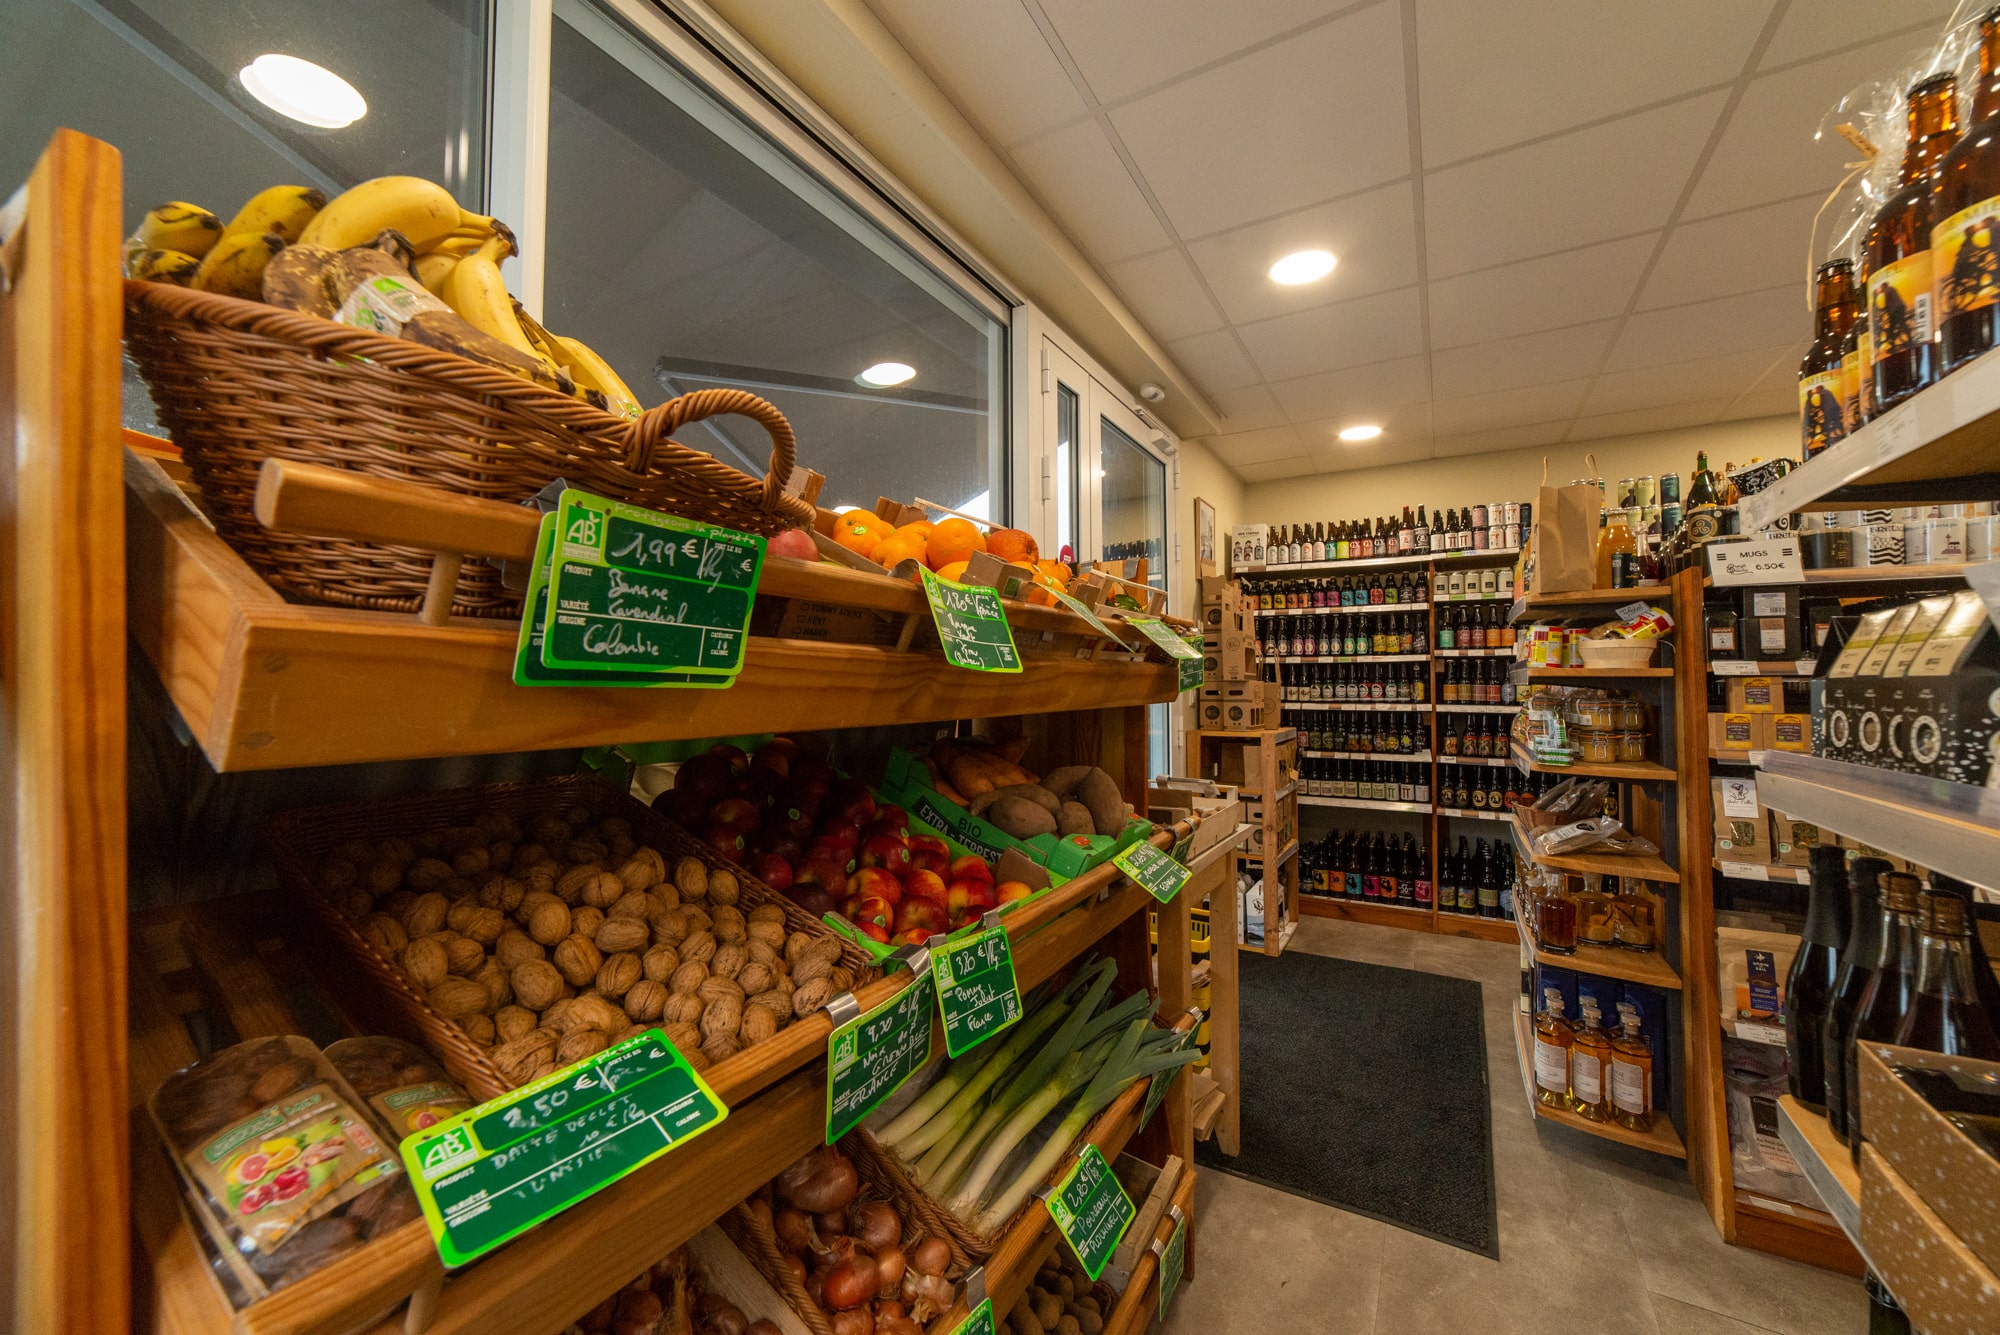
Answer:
[326, 1035, 474, 1142]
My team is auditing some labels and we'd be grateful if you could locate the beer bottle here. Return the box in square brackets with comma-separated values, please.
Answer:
[1866, 74, 1960, 411]
[1936, 8, 2000, 374]
[1799, 260, 1859, 456]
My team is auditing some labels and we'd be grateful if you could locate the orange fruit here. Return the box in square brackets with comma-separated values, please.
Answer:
[897, 519, 936, 544]
[1036, 559, 1072, 586]
[927, 517, 987, 570]
[833, 515, 886, 560]
[873, 529, 930, 571]
[1026, 570, 1065, 606]
[987, 527, 1039, 565]
[935, 560, 971, 583]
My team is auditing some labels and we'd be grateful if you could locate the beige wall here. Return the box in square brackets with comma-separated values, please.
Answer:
[1237, 416, 1796, 524]
[1173, 437, 1242, 617]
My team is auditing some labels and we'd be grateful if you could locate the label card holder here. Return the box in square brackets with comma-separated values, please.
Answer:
[826, 953, 936, 1143]
[515, 514, 723, 688]
[930, 925, 1022, 1057]
[920, 567, 1023, 673]
[1044, 1144, 1134, 1282]
[1114, 839, 1190, 905]
[1156, 1205, 1187, 1322]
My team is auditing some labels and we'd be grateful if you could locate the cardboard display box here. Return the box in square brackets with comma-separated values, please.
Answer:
[1712, 776, 1768, 862]
[1201, 630, 1257, 682]
[1769, 813, 1828, 867]
[1727, 676, 1782, 713]
[1709, 712, 1755, 754]
[1243, 791, 1295, 855]
[1860, 1043, 2000, 1276]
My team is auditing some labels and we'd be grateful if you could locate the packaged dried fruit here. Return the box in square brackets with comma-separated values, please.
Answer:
[148, 1035, 414, 1303]
[326, 1036, 473, 1141]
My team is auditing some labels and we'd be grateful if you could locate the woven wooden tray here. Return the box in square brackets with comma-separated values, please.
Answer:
[266, 774, 878, 1102]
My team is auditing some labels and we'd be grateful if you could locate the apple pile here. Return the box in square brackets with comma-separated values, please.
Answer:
[652, 736, 1033, 946]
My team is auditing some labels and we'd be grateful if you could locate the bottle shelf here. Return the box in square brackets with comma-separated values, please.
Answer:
[1300, 794, 1433, 814]
[1282, 701, 1431, 712]
[1439, 913, 1521, 942]
[1713, 859, 1810, 884]
[1736, 346, 2000, 531]
[1435, 702, 1523, 714]
[1434, 593, 1513, 603]
[1244, 547, 1521, 576]
[1508, 812, 1681, 885]
[1253, 602, 1421, 618]
[1711, 658, 1820, 677]
[1753, 751, 2000, 889]
[1510, 1009, 1687, 1158]
[1511, 896, 1682, 990]
[1303, 750, 1432, 763]
[1508, 585, 1670, 623]
[1507, 664, 1676, 687]
[1434, 806, 1512, 822]
[1432, 647, 1516, 658]
[1510, 743, 1675, 784]
[1300, 893, 1431, 922]
[1273, 653, 1429, 664]
[1774, 1096, 1863, 1254]
[1439, 754, 1512, 768]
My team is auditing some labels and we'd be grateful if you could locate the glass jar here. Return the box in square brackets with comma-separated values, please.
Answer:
[1573, 876, 1618, 947]
[1573, 728, 1620, 764]
[1536, 881, 1578, 953]
[1611, 881, 1657, 952]
[1612, 730, 1649, 762]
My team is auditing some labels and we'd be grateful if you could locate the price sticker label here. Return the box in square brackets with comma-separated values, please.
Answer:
[1706, 538, 1803, 587]
[1114, 839, 1190, 905]
[541, 490, 764, 677]
[920, 567, 1022, 673]
[1141, 1024, 1198, 1129]
[1044, 586, 1127, 644]
[826, 972, 936, 1144]
[930, 925, 1022, 1057]
[401, 1029, 727, 1267]
[1157, 1210, 1187, 1322]
[514, 515, 726, 688]
[1125, 614, 1205, 692]
[1713, 660, 1757, 676]
[1045, 1144, 1134, 1281]
[948, 1298, 996, 1335]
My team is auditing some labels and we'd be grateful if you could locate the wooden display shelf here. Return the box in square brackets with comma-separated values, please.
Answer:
[1433, 592, 1512, 603]
[1284, 701, 1431, 713]
[1442, 754, 1512, 768]
[1509, 585, 1669, 621]
[1511, 899, 1681, 990]
[126, 450, 1178, 772]
[1300, 894, 1431, 926]
[1509, 744, 1674, 784]
[1510, 1010, 1686, 1158]
[1273, 653, 1428, 665]
[1304, 750, 1431, 762]
[1713, 860, 1809, 884]
[1098, 1166, 1197, 1335]
[1255, 601, 1419, 617]
[1432, 647, 1514, 658]
[1299, 794, 1432, 814]
[1241, 547, 1519, 576]
[1234, 839, 1298, 866]
[1435, 702, 1522, 714]
[1438, 914, 1518, 943]
[1710, 659, 1820, 677]
[1508, 813, 1681, 886]
[1774, 1096, 1863, 1253]
[1434, 806, 1511, 822]
[1237, 919, 1298, 954]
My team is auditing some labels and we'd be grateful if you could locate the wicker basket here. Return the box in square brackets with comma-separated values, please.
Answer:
[846, 1127, 1003, 1263]
[265, 775, 877, 1102]
[124, 281, 813, 618]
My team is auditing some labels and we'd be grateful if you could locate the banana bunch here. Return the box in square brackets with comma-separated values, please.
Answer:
[124, 186, 328, 297]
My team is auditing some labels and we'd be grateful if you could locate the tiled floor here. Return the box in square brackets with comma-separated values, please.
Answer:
[1164, 918, 1866, 1335]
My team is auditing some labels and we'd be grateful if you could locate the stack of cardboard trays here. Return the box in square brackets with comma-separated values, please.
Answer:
[1196, 577, 1280, 729]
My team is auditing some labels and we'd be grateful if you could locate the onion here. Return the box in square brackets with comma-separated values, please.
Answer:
[704, 1304, 746, 1335]
[829, 1310, 875, 1335]
[901, 1269, 954, 1323]
[850, 1201, 900, 1252]
[876, 1320, 923, 1335]
[817, 1210, 848, 1236]
[874, 1300, 906, 1322]
[872, 1243, 906, 1298]
[774, 1207, 817, 1255]
[805, 1266, 827, 1308]
[780, 1253, 807, 1288]
[910, 1237, 950, 1278]
[778, 1147, 859, 1214]
[821, 1251, 881, 1311]
[747, 1323, 784, 1335]
[580, 1295, 619, 1334]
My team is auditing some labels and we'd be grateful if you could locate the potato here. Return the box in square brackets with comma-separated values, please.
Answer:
[1057, 801, 1094, 838]
[971, 783, 1060, 818]
[1040, 765, 1094, 800]
[1075, 767, 1126, 837]
[987, 793, 1058, 839]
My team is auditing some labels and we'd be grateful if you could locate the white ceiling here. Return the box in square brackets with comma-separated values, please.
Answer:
[862, 0, 1959, 479]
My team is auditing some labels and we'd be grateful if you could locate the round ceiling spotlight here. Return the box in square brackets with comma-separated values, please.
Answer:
[1269, 249, 1338, 285]
[856, 361, 917, 387]
[239, 54, 368, 129]
[1138, 382, 1166, 403]
[1338, 423, 1384, 442]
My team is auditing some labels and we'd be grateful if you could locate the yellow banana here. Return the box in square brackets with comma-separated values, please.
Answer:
[412, 251, 460, 296]
[223, 184, 327, 244]
[127, 248, 202, 285]
[131, 201, 222, 260]
[554, 335, 641, 420]
[441, 234, 538, 359]
[192, 230, 286, 299]
[298, 176, 495, 252]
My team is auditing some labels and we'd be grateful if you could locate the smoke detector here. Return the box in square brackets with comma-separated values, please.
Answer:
[1137, 382, 1166, 403]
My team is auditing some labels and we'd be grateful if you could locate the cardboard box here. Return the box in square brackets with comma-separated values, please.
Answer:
[1770, 712, 1810, 752]
[1202, 630, 1258, 682]
[1198, 577, 1246, 634]
[1709, 713, 1755, 753]
[1727, 676, 1781, 713]
[1533, 964, 1578, 1019]
[1861, 1143, 2000, 1335]
[1715, 926, 1798, 1041]
[1712, 776, 1768, 861]
[1860, 1044, 2000, 1277]
[1242, 792, 1295, 855]
[1146, 782, 1244, 862]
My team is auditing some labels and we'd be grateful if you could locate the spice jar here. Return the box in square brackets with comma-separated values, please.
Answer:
[1573, 729, 1620, 764]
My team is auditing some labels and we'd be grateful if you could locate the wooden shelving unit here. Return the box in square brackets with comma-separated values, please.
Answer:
[1510, 665, 1675, 684]
[1508, 744, 1674, 784]
[1509, 1010, 1686, 1158]
[1511, 901, 1681, 990]
[1190, 729, 1298, 956]
[1507, 813, 1681, 885]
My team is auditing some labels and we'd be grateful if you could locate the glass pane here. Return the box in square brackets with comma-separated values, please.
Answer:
[1099, 415, 1166, 586]
[2, 0, 488, 428]
[1055, 382, 1079, 567]
[545, 5, 1006, 516]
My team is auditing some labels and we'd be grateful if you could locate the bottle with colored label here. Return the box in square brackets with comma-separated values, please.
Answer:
[1936, 9, 2000, 375]
[1533, 989, 1574, 1110]
[1799, 259, 1860, 456]
[1866, 73, 1960, 412]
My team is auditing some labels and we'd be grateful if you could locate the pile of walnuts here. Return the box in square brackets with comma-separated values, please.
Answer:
[313, 803, 858, 1085]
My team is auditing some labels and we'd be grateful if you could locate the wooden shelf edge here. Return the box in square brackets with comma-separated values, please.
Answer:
[1508, 813, 1681, 886]
[1099, 1167, 1197, 1335]
[1510, 897, 1681, 990]
[1510, 744, 1675, 784]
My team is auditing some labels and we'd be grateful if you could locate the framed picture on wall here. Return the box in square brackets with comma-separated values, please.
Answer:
[1195, 496, 1217, 575]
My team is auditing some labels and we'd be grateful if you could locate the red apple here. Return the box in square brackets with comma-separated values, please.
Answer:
[892, 927, 931, 947]
[674, 752, 734, 804]
[749, 853, 794, 891]
[848, 866, 902, 907]
[818, 818, 861, 851]
[704, 825, 745, 863]
[949, 855, 995, 885]
[753, 737, 797, 774]
[876, 804, 908, 828]
[744, 766, 787, 810]
[796, 854, 850, 890]
[768, 528, 819, 561]
[857, 920, 891, 944]
[788, 883, 833, 916]
[903, 869, 948, 906]
[996, 880, 1035, 905]
[850, 894, 895, 930]
[651, 787, 707, 828]
[894, 899, 944, 936]
[862, 816, 908, 845]
[774, 807, 816, 843]
[861, 834, 912, 872]
[709, 742, 749, 776]
[828, 778, 878, 825]
[710, 796, 760, 831]
[947, 876, 997, 918]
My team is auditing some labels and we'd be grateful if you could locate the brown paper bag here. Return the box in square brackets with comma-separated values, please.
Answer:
[1531, 455, 1600, 594]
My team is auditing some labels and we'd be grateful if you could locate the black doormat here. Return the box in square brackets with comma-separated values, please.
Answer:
[1195, 950, 1498, 1258]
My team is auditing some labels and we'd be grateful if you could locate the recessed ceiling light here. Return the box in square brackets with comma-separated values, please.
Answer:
[857, 361, 916, 387]
[239, 54, 367, 129]
[1338, 423, 1383, 442]
[1269, 249, 1337, 285]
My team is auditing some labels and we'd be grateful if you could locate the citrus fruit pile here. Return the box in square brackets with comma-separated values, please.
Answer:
[830, 511, 1073, 599]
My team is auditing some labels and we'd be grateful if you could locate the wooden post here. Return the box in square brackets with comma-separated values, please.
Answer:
[1, 129, 130, 1332]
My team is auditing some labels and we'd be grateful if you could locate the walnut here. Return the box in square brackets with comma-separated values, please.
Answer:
[697, 976, 744, 1008]
[746, 940, 781, 970]
[746, 903, 787, 927]
[828, 967, 855, 994]
[571, 906, 606, 941]
[540, 997, 575, 1031]
[595, 918, 650, 955]
[401, 892, 449, 936]
[527, 899, 572, 946]
[472, 956, 512, 1009]
[699, 1036, 740, 1067]
[791, 977, 835, 1018]
[709, 906, 747, 943]
[674, 857, 708, 900]
[495, 930, 545, 970]
[366, 859, 404, 896]
[747, 920, 787, 951]
[487, 841, 516, 871]
[316, 860, 357, 892]
[642, 945, 681, 984]
[528, 814, 572, 844]
[452, 846, 490, 877]
[401, 937, 449, 989]
[521, 861, 559, 896]
[595, 952, 642, 999]
[459, 1012, 496, 1046]
[567, 837, 610, 866]
[495, 1005, 538, 1044]
[707, 868, 740, 907]
[792, 952, 833, 985]
[807, 937, 844, 968]
[360, 914, 408, 957]
[699, 997, 743, 1046]
[651, 916, 687, 949]
[428, 977, 490, 1020]
[680, 906, 713, 934]
[581, 871, 626, 910]
[651, 883, 682, 914]
[494, 1029, 560, 1083]
[708, 942, 748, 980]
[333, 839, 375, 864]
[608, 890, 656, 923]
[747, 989, 791, 1018]
[680, 930, 718, 965]
[568, 994, 627, 1035]
[623, 979, 668, 1022]
[663, 993, 706, 1026]
[668, 960, 709, 995]
[377, 890, 418, 920]
[405, 859, 454, 893]
[682, 1046, 711, 1074]
[555, 865, 602, 905]
[478, 876, 526, 914]
[736, 961, 775, 995]
[557, 1029, 610, 1065]
[739, 1005, 779, 1047]
[617, 849, 665, 893]
[785, 932, 814, 970]
[554, 935, 603, 987]
[459, 906, 507, 945]
[512, 959, 565, 1010]
[662, 1021, 702, 1053]
[444, 936, 487, 976]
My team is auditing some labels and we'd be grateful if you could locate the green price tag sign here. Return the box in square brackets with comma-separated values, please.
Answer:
[1157, 1212, 1187, 1322]
[948, 1297, 996, 1335]
[1170, 833, 1193, 865]
[541, 489, 764, 677]
[1114, 839, 1190, 905]
[920, 566, 1022, 673]
[930, 926, 1022, 1057]
[514, 514, 725, 688]
[826, 972, 936, 1144]
[1045, 1144, 1134, 1282]
[1141, 1025, 1198, 1130]
[1126, 614, 1204, 691]
[400, 1029, 727, 1267]
[1045, 586, 1127, 644]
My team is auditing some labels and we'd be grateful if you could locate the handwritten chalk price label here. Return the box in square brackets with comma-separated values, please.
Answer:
[1124, 614, 1205, 691]
[400, 1029, 726, 1267]
[826, 972, 936, 1143]
[930, 925, 1022, 1057]
[920, 567, 1022, 672]
[947, 1298, 996, 1335]
[1045, 1144, 1133, 1281]
[1114, 839, 1190, 905]
[1157, 1209, 1187, 1322]
[1706, 538, 1803, 587]
[541, 489, 764, 678]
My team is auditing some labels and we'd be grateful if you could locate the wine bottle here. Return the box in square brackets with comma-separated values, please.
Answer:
[1845, 872, 1924, 1152]
[1894, 889, 2000, 1059]
[1785, 845, 1850, 1112]
[1869, 71, 1961, 407]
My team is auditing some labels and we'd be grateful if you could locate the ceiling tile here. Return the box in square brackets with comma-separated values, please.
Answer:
[1431, 321, 1620, 399]
[1208, 383, 1291, 433]
[1183, 180, 1420, 325]
[1424, 92, 1726, 277]
[1304, 431, 1436, 473]
[1209, 423, 1306, 464]
[1759, 0, 1958, 70]
[1426, 236, 1657, 347]
[1432, 378, 1592, 436]
[1740, 337, 1814, 395]
[1431, 422, 1567, 459]
[1417, 0, 1764, 164]
[1010, 119, 1172, 264]
[1233, 457, 1322, 482]
[1604, 284, 1806, 371]
[1684, 33, 1928, 220]
[1236, 287, 1425, 382]
[1637, 193, 1823, 311]
[1036, 0, 1336, 105]
[1581, 344, 1794, 415]
[1107, 5, 1409, 239]
[1720, 387, 1798, 422]
[1567, 397, 1731, 442]
[1103, 247, 1225, 342]
[1165, 329, 1262, 391]
[1269, 354, 1432, 424]
[865, 0, 1087, 146]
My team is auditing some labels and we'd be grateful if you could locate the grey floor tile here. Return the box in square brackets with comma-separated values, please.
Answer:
[1651, 1294, 1789, 1335]
[1161, 1169, 1383, 1335]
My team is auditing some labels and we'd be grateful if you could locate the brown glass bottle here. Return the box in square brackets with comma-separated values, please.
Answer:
[1823, 857, 1892, 1146]
[1937, 8, 2000, 373]
[1800, 260, 1860, 456]
[1894, 890, 2000, 1058]
[1867, 74, 1960, 410]
[1840, 315, 1868, 430]
[1932, 874, 2000, 1020]
[1845, 871, 1923, 1154]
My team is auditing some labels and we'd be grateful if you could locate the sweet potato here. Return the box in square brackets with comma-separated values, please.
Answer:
[1041, 766, 1094, 800]
[997, 735, 1032, 764]
[934, 741, 996, 798]
[1057, 801, 1094, 838]
[970, 783, 1058, 817]
[986, 794, 1058, 839]
[1076, 768, 1126, 836]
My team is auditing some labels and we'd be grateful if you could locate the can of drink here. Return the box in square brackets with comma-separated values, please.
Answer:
[1659, 472, 1682, 505]
[1633, 475, 1658, 507]
[1617, 478, 1636, 507]
[1661, 501, 1683, 534]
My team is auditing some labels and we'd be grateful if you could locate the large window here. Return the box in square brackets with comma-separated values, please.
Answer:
[544, 1, 1008, 516]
